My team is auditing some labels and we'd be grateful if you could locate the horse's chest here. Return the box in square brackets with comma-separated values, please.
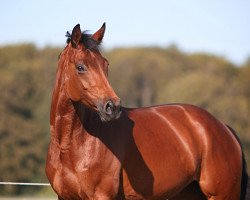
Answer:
[52, 166, 88, 199]
[49, 150, 120, 199]
[51, 157, 97, 198]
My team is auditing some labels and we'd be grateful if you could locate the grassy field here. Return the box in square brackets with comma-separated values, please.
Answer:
[0, 188, 57, 200]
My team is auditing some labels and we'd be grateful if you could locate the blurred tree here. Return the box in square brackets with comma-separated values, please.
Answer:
[157, 71, 249, 140]
[106, 46, 191, 107]
[238, 60, 250, 100]
[0, 44, 60, 194]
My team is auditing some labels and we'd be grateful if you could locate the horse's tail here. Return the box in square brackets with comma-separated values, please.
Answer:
[227, 126, 248, 200]
[240, 147, 249, 200]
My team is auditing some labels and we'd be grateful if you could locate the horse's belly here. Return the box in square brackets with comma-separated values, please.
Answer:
[122, 155, 195, 199]
[151, 147, 197, 197]
[122, 136, 198, 199]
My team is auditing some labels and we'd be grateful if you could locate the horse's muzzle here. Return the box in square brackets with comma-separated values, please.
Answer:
[98, 98, 122, 122]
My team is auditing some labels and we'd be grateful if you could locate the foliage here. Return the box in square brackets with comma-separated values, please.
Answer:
[0, 44, 249, 195]
[0, 44, 60, 195]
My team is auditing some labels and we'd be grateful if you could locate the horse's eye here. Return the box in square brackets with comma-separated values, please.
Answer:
[76, 64, 86, 73]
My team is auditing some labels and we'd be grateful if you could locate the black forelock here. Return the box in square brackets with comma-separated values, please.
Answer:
[65, 30, 100, 51]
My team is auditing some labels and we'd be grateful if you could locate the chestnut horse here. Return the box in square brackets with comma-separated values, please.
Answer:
[46, 23, 248, 200]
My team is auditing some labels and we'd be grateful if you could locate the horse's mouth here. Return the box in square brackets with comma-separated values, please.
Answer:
[98, 109, 122, 122]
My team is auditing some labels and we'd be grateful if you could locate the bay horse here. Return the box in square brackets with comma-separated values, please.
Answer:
[46, 23, 248, 200]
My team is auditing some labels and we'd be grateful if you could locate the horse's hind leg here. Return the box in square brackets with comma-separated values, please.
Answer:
[198, 148, 242, 199]
[198, 165, 241, 200]
[197, 123, 243, 199]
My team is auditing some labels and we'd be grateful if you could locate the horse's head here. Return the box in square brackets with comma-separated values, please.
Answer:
[59, 23, 121, 122]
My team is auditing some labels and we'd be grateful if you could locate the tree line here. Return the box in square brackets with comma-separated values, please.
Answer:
[0, 44, 249, 195]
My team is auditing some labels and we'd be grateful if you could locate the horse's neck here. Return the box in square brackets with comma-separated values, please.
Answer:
[50, 88, 79, 150]
[50, 87, 101, 150]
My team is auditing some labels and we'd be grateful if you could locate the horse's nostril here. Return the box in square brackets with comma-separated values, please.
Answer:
[105, 101, 113, 115]
[102, 99, 122, 120]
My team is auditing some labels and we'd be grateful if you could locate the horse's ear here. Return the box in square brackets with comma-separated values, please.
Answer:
[71, 24, 82, 48]
[91, 23, 106, 44]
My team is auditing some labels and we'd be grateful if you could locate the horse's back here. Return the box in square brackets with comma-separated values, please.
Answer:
[123, 104, 242, 199]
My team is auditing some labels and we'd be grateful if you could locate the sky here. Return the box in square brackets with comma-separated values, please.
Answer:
[1, 0, 250, 65]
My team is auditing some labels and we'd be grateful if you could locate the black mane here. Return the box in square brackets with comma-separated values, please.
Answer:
[65, 31, 100, 51]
